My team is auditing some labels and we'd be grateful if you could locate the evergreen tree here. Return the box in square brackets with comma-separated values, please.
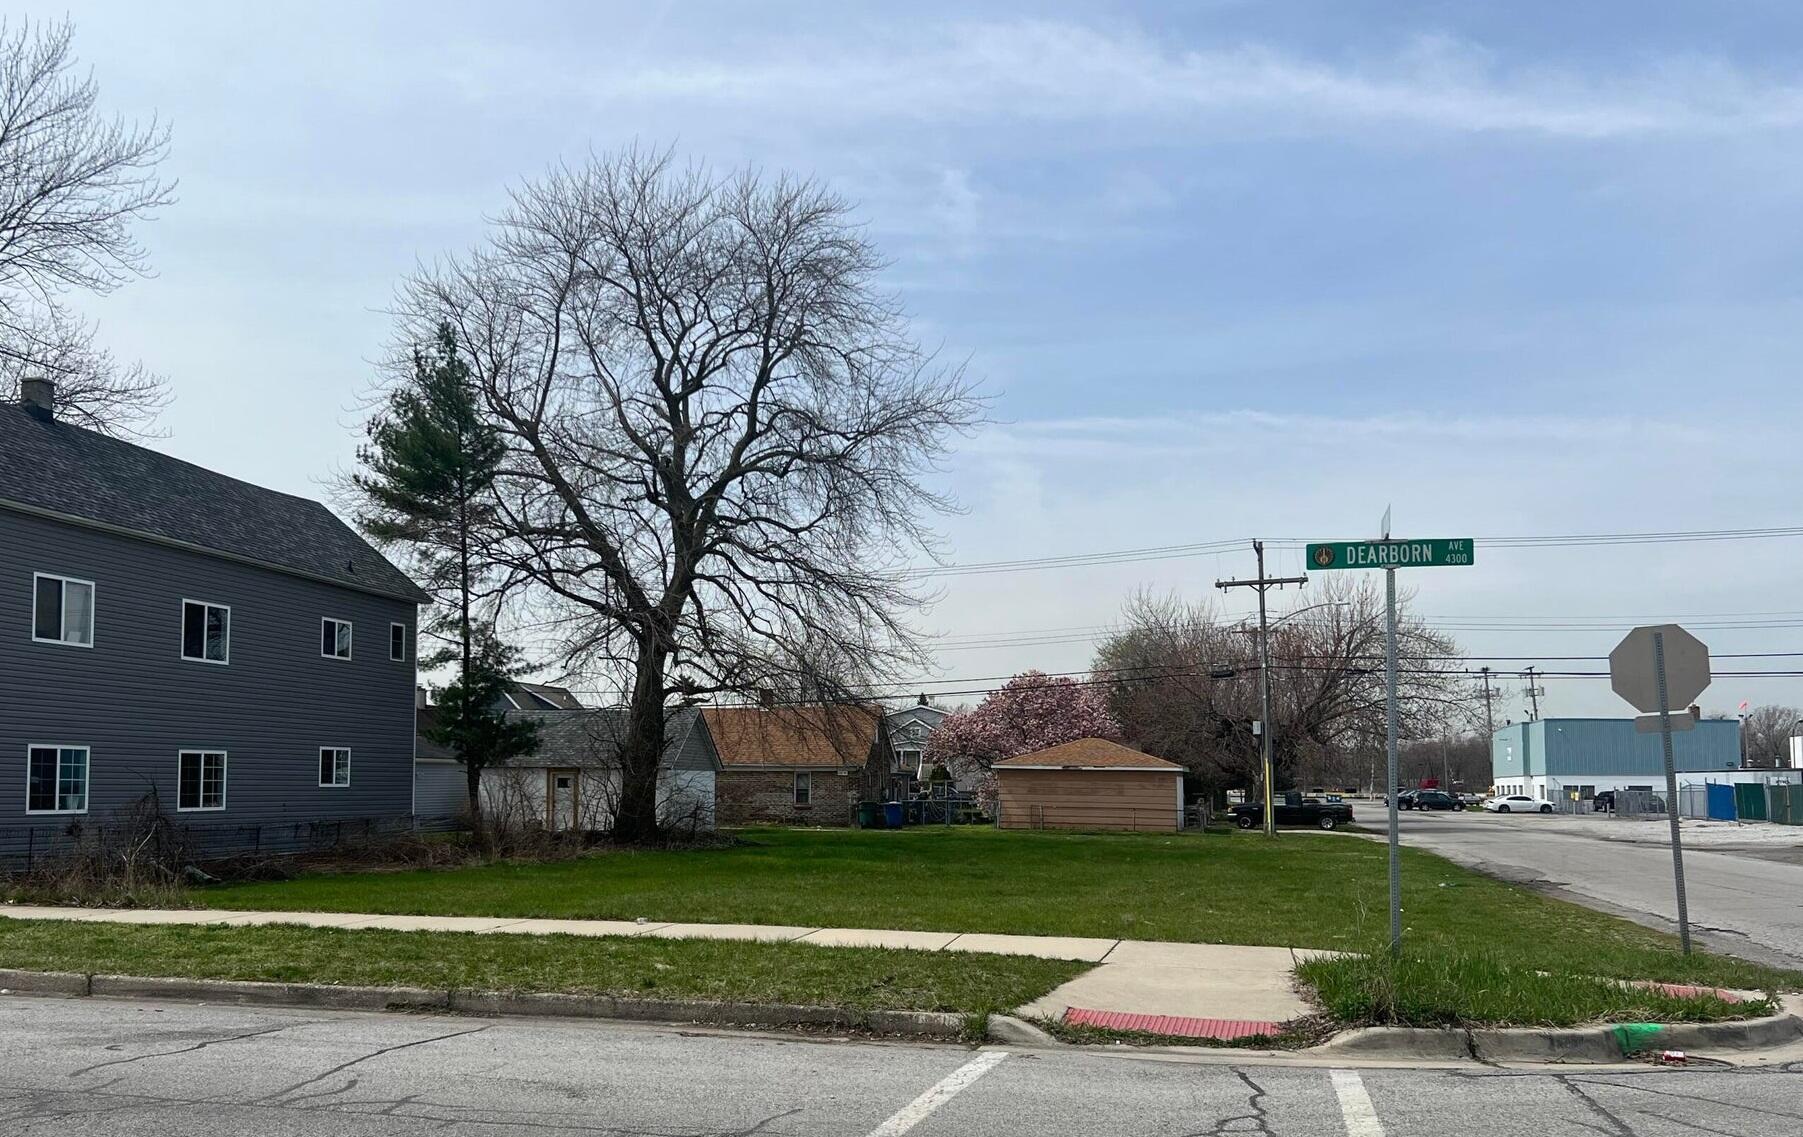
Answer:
[354, 323, 536, 825]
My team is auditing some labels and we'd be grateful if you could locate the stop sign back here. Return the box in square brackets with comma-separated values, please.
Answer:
[1609, 624, 1711, 714]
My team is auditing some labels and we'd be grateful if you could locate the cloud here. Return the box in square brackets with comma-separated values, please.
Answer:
[570, 21, 1803, 140]
[970, 409, 1739, 460]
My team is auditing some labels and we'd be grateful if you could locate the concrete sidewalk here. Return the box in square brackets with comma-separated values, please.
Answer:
[0, 904, 1330, 1035]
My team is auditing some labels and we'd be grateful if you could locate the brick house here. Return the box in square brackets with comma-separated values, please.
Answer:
[702, 705, 891, 826]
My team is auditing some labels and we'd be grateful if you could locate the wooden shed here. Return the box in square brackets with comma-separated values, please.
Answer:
[993, 738, 1184, 832]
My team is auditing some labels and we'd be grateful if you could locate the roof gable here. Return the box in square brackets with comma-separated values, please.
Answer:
[0, 403, 424, 603]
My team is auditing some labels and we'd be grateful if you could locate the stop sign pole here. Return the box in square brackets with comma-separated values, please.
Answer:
[1609, 624, 1711, 954]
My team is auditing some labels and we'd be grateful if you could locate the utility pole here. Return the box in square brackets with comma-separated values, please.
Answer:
[1216, 540, 1307, 838]
[1479, 666, 1496, 737]
[1520, 666, 1544, 721]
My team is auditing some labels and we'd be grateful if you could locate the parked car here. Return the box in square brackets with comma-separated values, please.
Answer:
[1483, 794, 1553, 814]
[1400, 790, 1462, 811]
[1231, 794, 1355, 830]
[1591, 790, 1664, 814]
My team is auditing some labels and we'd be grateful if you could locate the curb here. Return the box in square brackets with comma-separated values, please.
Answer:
[1313, 1008, 1803, 1064]
[1310, 1025, 1476, 1061]
[986, 1014, 1062, 1047]
[0, 968, 971, 1041]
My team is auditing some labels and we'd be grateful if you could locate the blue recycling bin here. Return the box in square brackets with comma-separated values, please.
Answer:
[883, 801, 904, 828]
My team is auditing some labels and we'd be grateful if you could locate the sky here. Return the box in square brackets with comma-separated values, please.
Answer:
[46, 0, 1803, 721]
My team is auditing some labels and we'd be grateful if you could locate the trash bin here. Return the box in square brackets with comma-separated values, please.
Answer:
[883, 801, 904, 828]
[857, 801, 881, 829]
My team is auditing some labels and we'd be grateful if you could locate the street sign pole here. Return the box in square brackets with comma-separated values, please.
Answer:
[1385, 564, 1401, 955]
[1654, 630, 1693, 954]
[1307, 530, 1473, 956]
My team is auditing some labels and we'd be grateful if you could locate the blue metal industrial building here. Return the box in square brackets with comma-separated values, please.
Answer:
[1491, 718, 1798, 803]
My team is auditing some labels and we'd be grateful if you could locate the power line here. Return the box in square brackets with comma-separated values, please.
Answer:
[899, 524, 1803, 579]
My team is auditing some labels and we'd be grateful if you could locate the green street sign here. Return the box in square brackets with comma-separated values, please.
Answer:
[1307, 538, 1475, 570]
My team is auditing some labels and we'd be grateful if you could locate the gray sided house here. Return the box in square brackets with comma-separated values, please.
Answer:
[885, 699, 948, 797]
[0, 386, 425, 861]
[477, 707, 721, 834]
[412, 681, 588, 826]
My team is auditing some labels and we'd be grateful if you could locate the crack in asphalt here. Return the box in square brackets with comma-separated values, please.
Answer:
[65, 1023, 304, 1078]
[1569, 1076, 1803, 1126]
[1, 1081, 805, 1136]
[252, 1024, 492, 1105]
[1182, 1068, 1274, 1137]
[1554, 1076, 1636, 1136]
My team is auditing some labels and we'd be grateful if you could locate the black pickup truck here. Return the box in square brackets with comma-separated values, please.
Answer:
[1229, 794, 1356, 831]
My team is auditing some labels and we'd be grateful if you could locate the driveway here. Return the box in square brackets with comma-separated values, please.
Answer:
[1391, 810, 1803, 968]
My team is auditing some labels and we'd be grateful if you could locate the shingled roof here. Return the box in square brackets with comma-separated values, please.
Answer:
[508, 707, 716, 771]
[702, 705, 884, 769]
[992, 738, 1183, 771]
[0, 402, 425, 603]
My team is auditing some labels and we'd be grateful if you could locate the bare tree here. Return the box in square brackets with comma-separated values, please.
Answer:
[1094, 580, 1468, 797]
[1741, 704, 1800, 769]
[393, 149, 979, 842]
[0, 17, 173, 434]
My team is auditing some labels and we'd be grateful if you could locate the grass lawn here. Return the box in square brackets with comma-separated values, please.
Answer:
[0, 919, 1084, 1015]
[1298, 951, 1773, 1029]
[197, 826, 1800, 996]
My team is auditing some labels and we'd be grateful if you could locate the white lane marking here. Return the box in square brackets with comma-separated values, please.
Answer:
[865, 1050, 1010, 1137]
[1330, 1069, 1387, 1137]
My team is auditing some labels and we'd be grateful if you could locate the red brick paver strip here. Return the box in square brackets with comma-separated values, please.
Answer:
[1063, 1007, 1282, 1041]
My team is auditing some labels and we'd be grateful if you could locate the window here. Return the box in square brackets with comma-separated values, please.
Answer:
[32, 574, 94, 647]
[181, 600, 230, 663]
[321, 618, 352, 659]
[177, 750, 227, 811]
[793, 772, 811, 806]
[319, 747, 351, 787]
[897, 748, 922, 773]
[26, 745, 88, 813]
[389, 622, 408, 662]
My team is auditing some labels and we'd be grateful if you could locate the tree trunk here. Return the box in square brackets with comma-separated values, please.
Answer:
[464, 758, 492, 854]
[614, 645, 668, 844]
[458, 492, 476, 820]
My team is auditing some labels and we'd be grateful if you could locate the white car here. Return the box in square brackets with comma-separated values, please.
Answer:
[1483, 794, 1553, 814]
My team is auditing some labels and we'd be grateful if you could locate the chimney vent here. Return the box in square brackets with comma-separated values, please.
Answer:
[20, 377, 54, 421]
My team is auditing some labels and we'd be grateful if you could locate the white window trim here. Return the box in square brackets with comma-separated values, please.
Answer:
[389, 622, 407, 662]
[31, 572, 95, 649]
[176, 749, 228, 812]
[793, 771, 812, 806]
[318, 746, 352, 788]
[321, 617, 353, 660]
[25, 743, 90, 815]
[180, 598, 231, 665]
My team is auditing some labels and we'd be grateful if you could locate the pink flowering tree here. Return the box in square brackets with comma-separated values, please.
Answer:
[925, 670, 1122, 812]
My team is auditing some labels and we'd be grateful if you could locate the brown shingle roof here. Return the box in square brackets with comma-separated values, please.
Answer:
[992, 738, 1182, 771]
[702, 705, 882, 769]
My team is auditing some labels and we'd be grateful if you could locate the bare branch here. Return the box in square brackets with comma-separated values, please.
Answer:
[0, 17, 173, 435]
[384, 148, 983, 839]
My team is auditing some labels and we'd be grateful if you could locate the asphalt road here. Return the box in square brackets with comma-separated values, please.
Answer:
[1390, 810, 1803, 967]
[3, 996, 1803, 1136]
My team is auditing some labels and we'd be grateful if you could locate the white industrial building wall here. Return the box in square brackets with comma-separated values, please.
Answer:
[1494, 770, 1803, 802]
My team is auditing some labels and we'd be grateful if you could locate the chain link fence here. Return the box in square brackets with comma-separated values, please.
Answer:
[4, 811, 418, 873]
